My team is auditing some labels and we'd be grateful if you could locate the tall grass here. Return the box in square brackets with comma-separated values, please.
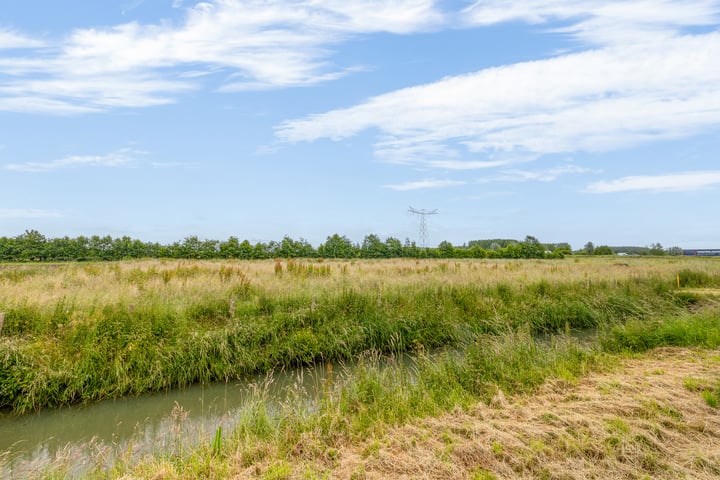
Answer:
[3, 295, 720, 478]
[0, 257, 718, 413]
[600, 311, 720, 352]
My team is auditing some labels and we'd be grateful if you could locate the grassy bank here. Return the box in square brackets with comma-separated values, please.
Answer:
[1, 258, 719, 413]
[10, 308, 719, 479]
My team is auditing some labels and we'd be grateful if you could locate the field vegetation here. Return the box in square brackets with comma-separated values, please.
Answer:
[1, 256, 720, 478]
[0, 229, 666, 262]
[0, 256, 716, 414]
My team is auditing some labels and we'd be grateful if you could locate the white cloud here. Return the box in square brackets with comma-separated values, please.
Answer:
[277, 1, 720, 171]
[5, 148, 144, 172]
[0, 76, 194, 110]
[0, 29, 45, 49]
[0, 208, 62, 219]
[385, 164, 588, 191]
[0, 96, 100, 114]
[485, 165, 594, 183]
[462, 0, 720, 45]
[384, 179, 466, 191]
[0, 0, 443, 113]
[277, 32, 720, 168]
[150, 161, 197, 168]
[586, 171, 720, 193]
[122, 0, 147, 15]
[424, 158, 529, 170]
[455, 164, 593, 186]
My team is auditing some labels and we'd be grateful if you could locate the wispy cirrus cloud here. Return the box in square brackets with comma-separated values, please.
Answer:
[384, 179, 466, 191]
[0, 0, 443, 113]
[386, 164, 590, 191]
[277, 1, 720, 171]
[586, 171, 720, 193]
[481, 165, 594, 183]
[150, 161, 198, 169]
[4, 148, 144, 172]
[0, 208, 62, 219]
[462, 0, 720, 45]
[0, 29, 45, 49]
[424, 158, 531, 171]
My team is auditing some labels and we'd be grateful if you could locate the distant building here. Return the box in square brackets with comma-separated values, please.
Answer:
[683, 249, 720, 257]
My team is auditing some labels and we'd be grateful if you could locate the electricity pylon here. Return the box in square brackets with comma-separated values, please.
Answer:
[408, 206, 438, 249]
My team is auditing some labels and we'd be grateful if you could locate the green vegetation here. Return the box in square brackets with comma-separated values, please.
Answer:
[14, 310, 720, 479]
[2, 256, 719, 478]
[0, 230, 574, 262]
[1, 257, 718, 413]
[601, 311, 720, 352]
[1, 229, 694, 262]
[579, 241, 685, 256]
[684, 376, 720, 409]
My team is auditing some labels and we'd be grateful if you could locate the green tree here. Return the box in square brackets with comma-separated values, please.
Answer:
[252, 241, 271, 259]
[500, 242, 522, 258]
[438, 240, 454, 258]
[178, 236, 205, 258]
[385, 237, 404, 257]
[360, 234, 388, 258]
[403, 238, 421, 258]
[15, 230, 47, 261]
[593, 245, 614, 255]
[277, 235, 302, 258]
[238, 240, 254, 259]
[649, 242, 665, 256]
[468, 245, 487, 258]
[219, 236, 241, 258]
[296, 238, 317, 258]
[318, 234, 357, 258]
[88, 235, 113, 260]
[0, 236, 19, 261]
[520, 235, 545, 258]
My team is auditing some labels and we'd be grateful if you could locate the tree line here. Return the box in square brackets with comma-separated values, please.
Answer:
[0, 231, 571, 262]
[581, 242, 683, 256]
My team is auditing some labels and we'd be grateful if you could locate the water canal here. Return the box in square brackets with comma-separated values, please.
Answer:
[0, 352, 422, 478]
[0, 330, 597, 478]
[1, 361, 336, 477]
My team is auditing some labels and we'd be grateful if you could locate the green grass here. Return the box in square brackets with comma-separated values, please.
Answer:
[684, 376, 720, 409]
[0, 278, 686, 413]
[3, 295, 720, 478]
[600, 311, 720, 352]
[0, 260, 710, 413]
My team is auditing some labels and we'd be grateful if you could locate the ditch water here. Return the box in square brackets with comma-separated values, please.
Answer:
[0, 354, 418, 478]
[0, 330, 597, 478]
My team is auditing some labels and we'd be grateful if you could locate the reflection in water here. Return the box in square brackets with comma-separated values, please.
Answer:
[0, 332, 593, 477]
[0, 362, 335, 477]
[0, 353, 419, 478]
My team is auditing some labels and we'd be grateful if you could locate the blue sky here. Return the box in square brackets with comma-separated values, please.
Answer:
[1, 0, 719, 249]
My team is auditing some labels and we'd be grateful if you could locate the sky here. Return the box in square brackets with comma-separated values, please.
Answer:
[1, 0, 719, 249]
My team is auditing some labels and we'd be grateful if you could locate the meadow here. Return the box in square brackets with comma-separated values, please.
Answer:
[1, 256, 719, 414]
[1, 256, 720, 478]
[0, 258, 720, 413]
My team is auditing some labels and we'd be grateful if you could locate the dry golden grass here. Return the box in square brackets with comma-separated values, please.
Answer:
[1, 256, 718, 311]
[682, 288, 720, 296]
[243, 348, 720, 480]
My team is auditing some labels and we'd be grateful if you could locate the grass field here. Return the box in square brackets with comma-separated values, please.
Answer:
[1, 256, 720, 478]
[1, 256, 719, 413]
